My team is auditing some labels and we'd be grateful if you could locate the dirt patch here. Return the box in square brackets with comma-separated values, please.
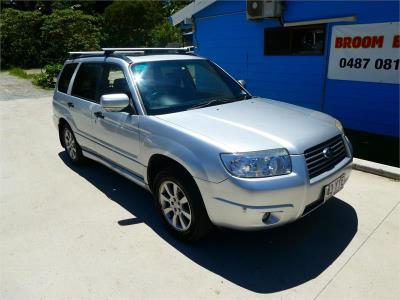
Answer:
[0, 72, 52, 101]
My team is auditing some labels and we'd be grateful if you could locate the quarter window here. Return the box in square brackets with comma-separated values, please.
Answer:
[58, 63, 77, 93]
[71, 63, 103, 102]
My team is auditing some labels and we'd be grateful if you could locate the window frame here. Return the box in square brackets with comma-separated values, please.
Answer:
[264, 24, 326, 56]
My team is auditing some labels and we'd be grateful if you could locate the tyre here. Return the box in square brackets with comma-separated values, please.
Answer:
[153, 167, 212, 241]
[62, 125, 84, 164]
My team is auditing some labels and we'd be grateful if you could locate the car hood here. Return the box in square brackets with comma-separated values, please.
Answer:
[155, 98, 340, 154]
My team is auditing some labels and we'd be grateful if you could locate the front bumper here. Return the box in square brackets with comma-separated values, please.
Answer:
[195, 155, 352, 230]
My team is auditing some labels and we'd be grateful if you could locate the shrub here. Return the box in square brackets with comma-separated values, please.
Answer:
[149, 21, 182, 47]
[41, 9, 101, 64]
[33, 64, 63, 89]
[103, 1, 164, 47]
[0, 9, 43, 68]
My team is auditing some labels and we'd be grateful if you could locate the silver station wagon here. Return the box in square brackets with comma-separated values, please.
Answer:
[53, 48, 353, 241]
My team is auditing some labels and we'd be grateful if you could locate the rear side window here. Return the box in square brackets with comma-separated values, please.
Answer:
[71, 63, 103, 102]
[58, 63, 77, 93]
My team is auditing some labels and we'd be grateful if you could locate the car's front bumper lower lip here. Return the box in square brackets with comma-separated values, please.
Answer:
[195, 155, 353, 230]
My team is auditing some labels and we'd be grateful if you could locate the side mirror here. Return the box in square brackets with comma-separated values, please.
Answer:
[100, 93, 129, 112]
[238, 79, 246, 87]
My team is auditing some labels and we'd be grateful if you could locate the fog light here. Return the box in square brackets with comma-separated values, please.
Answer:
[262, 212, 271, 223]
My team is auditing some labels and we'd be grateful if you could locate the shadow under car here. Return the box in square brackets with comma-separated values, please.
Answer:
[59, 151, 358, 293]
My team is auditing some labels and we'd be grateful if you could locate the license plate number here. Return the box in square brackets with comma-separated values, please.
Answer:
[324, 175, 345, 201]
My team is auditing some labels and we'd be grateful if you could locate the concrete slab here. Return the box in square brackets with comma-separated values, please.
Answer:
[318, 204, 399, 300]
[0, 97, 399, 299]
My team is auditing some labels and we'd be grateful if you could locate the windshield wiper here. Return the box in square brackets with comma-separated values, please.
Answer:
[236, 94, 252, 100]
[188, 98, 234, 110]
[188, 94, 252, 110]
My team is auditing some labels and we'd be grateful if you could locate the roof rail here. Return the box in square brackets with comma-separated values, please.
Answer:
[101, 47, 188, 55]
[68, 47, 193, 59]
[68, 51, 105, 59]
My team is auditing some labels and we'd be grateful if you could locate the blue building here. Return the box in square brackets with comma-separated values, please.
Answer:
[172, 0, 400, 166]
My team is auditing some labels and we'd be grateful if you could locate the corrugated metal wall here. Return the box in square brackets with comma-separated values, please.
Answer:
[193, 0, 399, 137]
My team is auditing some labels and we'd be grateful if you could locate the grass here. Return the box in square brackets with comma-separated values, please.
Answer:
[4, 67, 52, 90]
[8, 67, 34, 80]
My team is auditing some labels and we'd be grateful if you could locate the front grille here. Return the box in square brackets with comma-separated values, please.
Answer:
[304, 135, 347, 179]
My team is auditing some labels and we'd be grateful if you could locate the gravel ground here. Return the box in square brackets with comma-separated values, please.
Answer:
[0, 72, 52, 101]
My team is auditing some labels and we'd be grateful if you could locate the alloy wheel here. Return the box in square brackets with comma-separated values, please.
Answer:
[159, 180, 192, 231]
[64, 128, 77, 160]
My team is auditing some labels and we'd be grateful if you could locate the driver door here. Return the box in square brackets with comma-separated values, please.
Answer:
[90, 63, 142, 176]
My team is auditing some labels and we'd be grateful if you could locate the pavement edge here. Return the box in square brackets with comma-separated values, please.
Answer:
[353, 158, 400, 180]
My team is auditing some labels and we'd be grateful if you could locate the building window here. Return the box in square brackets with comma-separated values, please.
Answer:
[264, 24, 325, 55]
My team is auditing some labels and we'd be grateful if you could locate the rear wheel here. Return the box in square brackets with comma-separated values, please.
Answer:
[153, 167, 212, 241]
[62, 125, 84, 163]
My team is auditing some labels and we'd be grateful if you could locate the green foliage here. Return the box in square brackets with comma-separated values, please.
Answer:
[163, 0, 192, 16]
[1, 1, 191, 67]
[103, 1, 165, 47]
[0, 9, 43, 68]
[40, 9, 102, 64]
[149, 21, 182, 47]
[32, 64, 63, 89]
[0, 1, 113, 15]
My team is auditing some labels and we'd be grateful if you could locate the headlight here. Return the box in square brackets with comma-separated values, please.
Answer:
[220, 149, 292, 178]
[335, 120, 344, 133]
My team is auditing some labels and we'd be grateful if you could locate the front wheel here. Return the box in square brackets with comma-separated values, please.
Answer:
[154, 167, 212, 241]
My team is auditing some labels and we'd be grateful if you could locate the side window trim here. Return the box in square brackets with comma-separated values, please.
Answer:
[67, 62, 81, 95]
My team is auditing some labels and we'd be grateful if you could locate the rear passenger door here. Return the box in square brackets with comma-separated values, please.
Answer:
[53, 63, 78, 124]
[69, 63, 103, 147]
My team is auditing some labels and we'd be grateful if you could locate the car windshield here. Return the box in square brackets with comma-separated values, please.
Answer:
[131, 59, 250, 115]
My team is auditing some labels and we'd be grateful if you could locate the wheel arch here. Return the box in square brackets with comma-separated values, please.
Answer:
[58, 118, 70, 148]
[147, 154, 195, 193]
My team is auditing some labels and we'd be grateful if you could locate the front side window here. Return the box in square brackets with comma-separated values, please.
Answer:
[100, 63, 135, 114]
[131, 59, 249, 115]
[71, 63, 103, 102]
[58, 63, 77, 93]
[100, 64, 131, 97]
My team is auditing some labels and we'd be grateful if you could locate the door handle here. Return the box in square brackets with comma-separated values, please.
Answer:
[67, 102, 74, 108]
[94, 111, 104, 119]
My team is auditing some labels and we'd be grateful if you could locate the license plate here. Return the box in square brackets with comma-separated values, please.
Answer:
[324, 174, 345, 201]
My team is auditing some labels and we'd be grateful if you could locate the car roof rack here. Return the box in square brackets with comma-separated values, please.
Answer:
[69, 47, 192, 59]
[102, 47, 189, 55]
[68, 51, 105, 59]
